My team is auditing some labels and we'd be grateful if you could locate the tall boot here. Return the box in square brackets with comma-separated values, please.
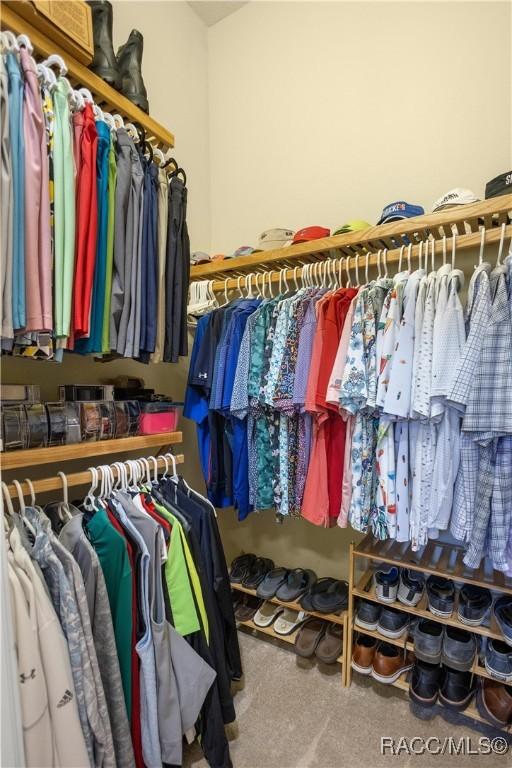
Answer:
[117, 29, 149, 113]
[88, 0, 121, 89]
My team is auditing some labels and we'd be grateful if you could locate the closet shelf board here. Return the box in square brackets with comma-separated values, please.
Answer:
[231, 581, 347, 625]
[237, 618, 343, 664]
[352, 569, 505, 642]
[1, 432, 183, 470]
[190, 195, 512, 284]
[1, 4, 175, 150]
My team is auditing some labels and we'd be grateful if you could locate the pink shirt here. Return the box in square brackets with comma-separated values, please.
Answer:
[326, 292, 359, 411]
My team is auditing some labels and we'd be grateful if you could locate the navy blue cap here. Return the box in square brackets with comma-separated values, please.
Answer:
[378, 201, 425, 225]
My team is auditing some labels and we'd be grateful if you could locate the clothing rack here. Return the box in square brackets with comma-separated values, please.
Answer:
[4, 452, 184, 499]
[1, 3, 175, 150]
[190, 195, 512, 289]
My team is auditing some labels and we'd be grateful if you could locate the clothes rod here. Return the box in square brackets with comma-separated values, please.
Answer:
[5, 454, 185, 499]
[201, 224, 512, 291]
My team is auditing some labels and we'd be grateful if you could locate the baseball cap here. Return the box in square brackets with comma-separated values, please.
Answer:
[333, 220, 371, 236]
[377, 201, 424, 225]
[292, 226, 330, 244]
[258, 228, 294, 251]
[432, 188, 479, 212]
[190, 251, 211, 264]
[230, 246, 260, 258]
[485, 171, 512, 200]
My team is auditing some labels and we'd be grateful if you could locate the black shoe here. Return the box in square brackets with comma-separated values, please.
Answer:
[426, 575, 455, 618]
[117, 29, 149, 113]
[413, 619, 443, 665]
[457, 584, 492, 627]
[441, 626, 477, 672]
[377, 606, 410, 639]
[355, 599, 381, 631]
[439, 666, 476, 711]
[397, 568, 425, 607]
[88, 1, 122, 89]
[409, 659, 442, 707]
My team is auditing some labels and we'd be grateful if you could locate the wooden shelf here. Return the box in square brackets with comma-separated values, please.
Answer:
[1, 4, 175, 150]
[231, 581, 347, 626]
[190, 195, 512, 286]
[352, 569, 505, 642]
[1, 432, 183, 470]
[354, 535, 512, 595]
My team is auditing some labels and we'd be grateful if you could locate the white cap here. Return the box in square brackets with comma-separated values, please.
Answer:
[432, 188, 479, 212]
[258, 228, 294, 251]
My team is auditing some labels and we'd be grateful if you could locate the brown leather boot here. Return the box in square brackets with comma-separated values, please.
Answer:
[371, 642, 415, 684]
[477, 679, 512, 728]
[351, 634, 377, 675]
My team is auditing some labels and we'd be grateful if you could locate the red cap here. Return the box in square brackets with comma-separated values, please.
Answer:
[292, 226, 330, 244]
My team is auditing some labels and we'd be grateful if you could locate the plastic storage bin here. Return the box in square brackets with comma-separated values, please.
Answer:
[139, 401, 182, 435]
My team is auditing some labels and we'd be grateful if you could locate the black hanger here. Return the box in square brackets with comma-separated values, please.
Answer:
[162, 156, 178, 173]
[135, 123, 154, 164]
[169, 166, 187, 186]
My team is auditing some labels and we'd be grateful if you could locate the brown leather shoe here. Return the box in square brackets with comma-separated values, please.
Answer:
[351, 634, 378, 675]
[371, 642, 415, 684]
[477, 679, 512, 728]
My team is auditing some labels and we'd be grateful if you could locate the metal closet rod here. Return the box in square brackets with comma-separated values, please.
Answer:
[201, 224, 512, 292]
[4, 453, 185, 498]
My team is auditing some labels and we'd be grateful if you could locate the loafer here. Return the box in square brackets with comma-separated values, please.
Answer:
[409, 659, 442, 707]
[457, 584, 492, 627]
[397, 569, 425, 607]
[441, 626, 477, 672]
[315, 622, 344, 664]
[355, 599, 381, 631]
[426, 575, 455, 618]
[351, 634, 378, 675]
[493, 595, 512, 647]
[377, 606, 410, 639]
[439, 667, 476, 711]
[371, 642, 415, 684]
[374, 566, 399, 603]
[413, 619, 443, 665]
[485, 639, 512, 683]
[476, 679, 512, 728]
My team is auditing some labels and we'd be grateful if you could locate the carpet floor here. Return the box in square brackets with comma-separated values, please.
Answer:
[184, 629, 510, 768]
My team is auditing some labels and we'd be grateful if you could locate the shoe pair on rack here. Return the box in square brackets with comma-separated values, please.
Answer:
[409, 660, 476, 712]
[88, 0, 149, 112]
[351, 635, 415, 684]
[374, 566, 425, 606]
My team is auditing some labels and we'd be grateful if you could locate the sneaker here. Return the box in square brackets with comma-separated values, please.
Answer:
[439, 666, 476, 711]
[457, 584, 492, 626]
[441, 626, 477, 672]
[426, 575, 455, 618]
[377, 606, 410, 639]
[409, 659, 442, 707]
[484, 639, 512, 683]
[397, 569, 425, 607]
[351, 634, 378, 675]
[371, 642, 415, 684]
[493, 595, 512, 647]
[413, 619, 443, 665]
[355, 600, 381, 631]
[374, 566, 399, 603]
[476, 679, 512, 729]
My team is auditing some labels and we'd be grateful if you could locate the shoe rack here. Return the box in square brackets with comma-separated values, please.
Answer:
[346, 537, 512, 731]
[231, 582, 349, 685]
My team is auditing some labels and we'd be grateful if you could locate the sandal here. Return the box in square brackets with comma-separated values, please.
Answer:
[235, 593, 263, 622]
[253, 601, 284, 628]
[315, 622, 344, 664]
[257, 567, 289, 599]
[274, 608, 308, 636]
[242, 557, 275, 589]
[294, 618, 328, 657]
[230, 553, 256, 583]
[275, 568, 317, 602]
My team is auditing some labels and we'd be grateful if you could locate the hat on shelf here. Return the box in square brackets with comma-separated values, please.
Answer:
[431, 188, 479, 212]
[211, 253, 228, 261]
[190, 251, 211, 264]
[333, 220, 371, 236]
[292, 226, 330, 244]
[229, 246, 261, 258]
[485, 171, 512, 200]
[258, 228, 295, 251]
[377, 201, 424, 225]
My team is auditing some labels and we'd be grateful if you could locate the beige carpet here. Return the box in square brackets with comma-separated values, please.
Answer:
[184, 629, 510, 768]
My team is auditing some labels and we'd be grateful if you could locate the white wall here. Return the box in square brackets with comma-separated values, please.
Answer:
[208, 1, 512, 254]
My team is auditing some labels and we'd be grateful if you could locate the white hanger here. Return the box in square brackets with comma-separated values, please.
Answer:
[113, 114, 125, 129]
[1, 481, 16, 521]
[153, 148, 166, 166]
[345, 256, 352, 288]
[17, 33, 33, 53]
[365, 252, 370, 284]
[149, 456, 159, 483]
[430, 239, 435, 272]
[84, 467, 99, 511]
[165, 452, 178, 479]
[418, 241, 424, 272]
[407, 243, 412, 272]
[56, 471, 73, 521]
[451, 232, 457, 270]
[376, 250, 382, 280]
[42, 53, 67, 76]
[477, 226, 486, 267]
[496, 222, 507, 267]
[442, 235, 447, 266]
[24, 478, 36, 507]
[2, 31, 19, 52]
[398, 245, 404, 273]
[382, 248, 389, 279]
[103, 112, 117, 130]
[12, 480, 37, 536]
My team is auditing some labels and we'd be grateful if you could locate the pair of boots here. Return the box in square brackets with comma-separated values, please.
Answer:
[88, 0, 149, 113]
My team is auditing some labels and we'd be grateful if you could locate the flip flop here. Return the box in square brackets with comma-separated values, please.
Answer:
[275, 568, 317, 602]
[242, 557, 275, 589]
[300, 577, 338, 611]
[235, 593, 263, 622]
[257, 567, 289, 599]
[230, 553, 256, 583]
[294, 618, 328, 657]
[311, 580, 349, 614]
[274, 608, 308, 636]
[315, 622, 344, 664]
[253, 601, 284, 628]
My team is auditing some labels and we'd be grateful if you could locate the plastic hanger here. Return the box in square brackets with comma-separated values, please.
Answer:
[24, 478, 36, 507]
[41, 53, 68, 76]
[57, 471, 72, 521]
[103, 112, 117, 130]
[2, 31, 19, 52]
[345, 256, 352, 288]
[12, 479, 37, 536]
[84, 467, 99, 511]
[113, 114, 125, 129]
[376, 250, 382, 280]
[1, 482, 16, 530]
[17, 33, 33, 53]
[382, 248, 389, 279]
[398, 245, 404, 273]
[477, 227, 486, 267]
[153, 148, 166, 166]
[496, 222, 507, 267]
[442, 235, 447, 266]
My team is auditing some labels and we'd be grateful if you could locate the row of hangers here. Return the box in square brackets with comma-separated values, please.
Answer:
[1, 29, 186, 180]
[191, 223, 511, 307]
